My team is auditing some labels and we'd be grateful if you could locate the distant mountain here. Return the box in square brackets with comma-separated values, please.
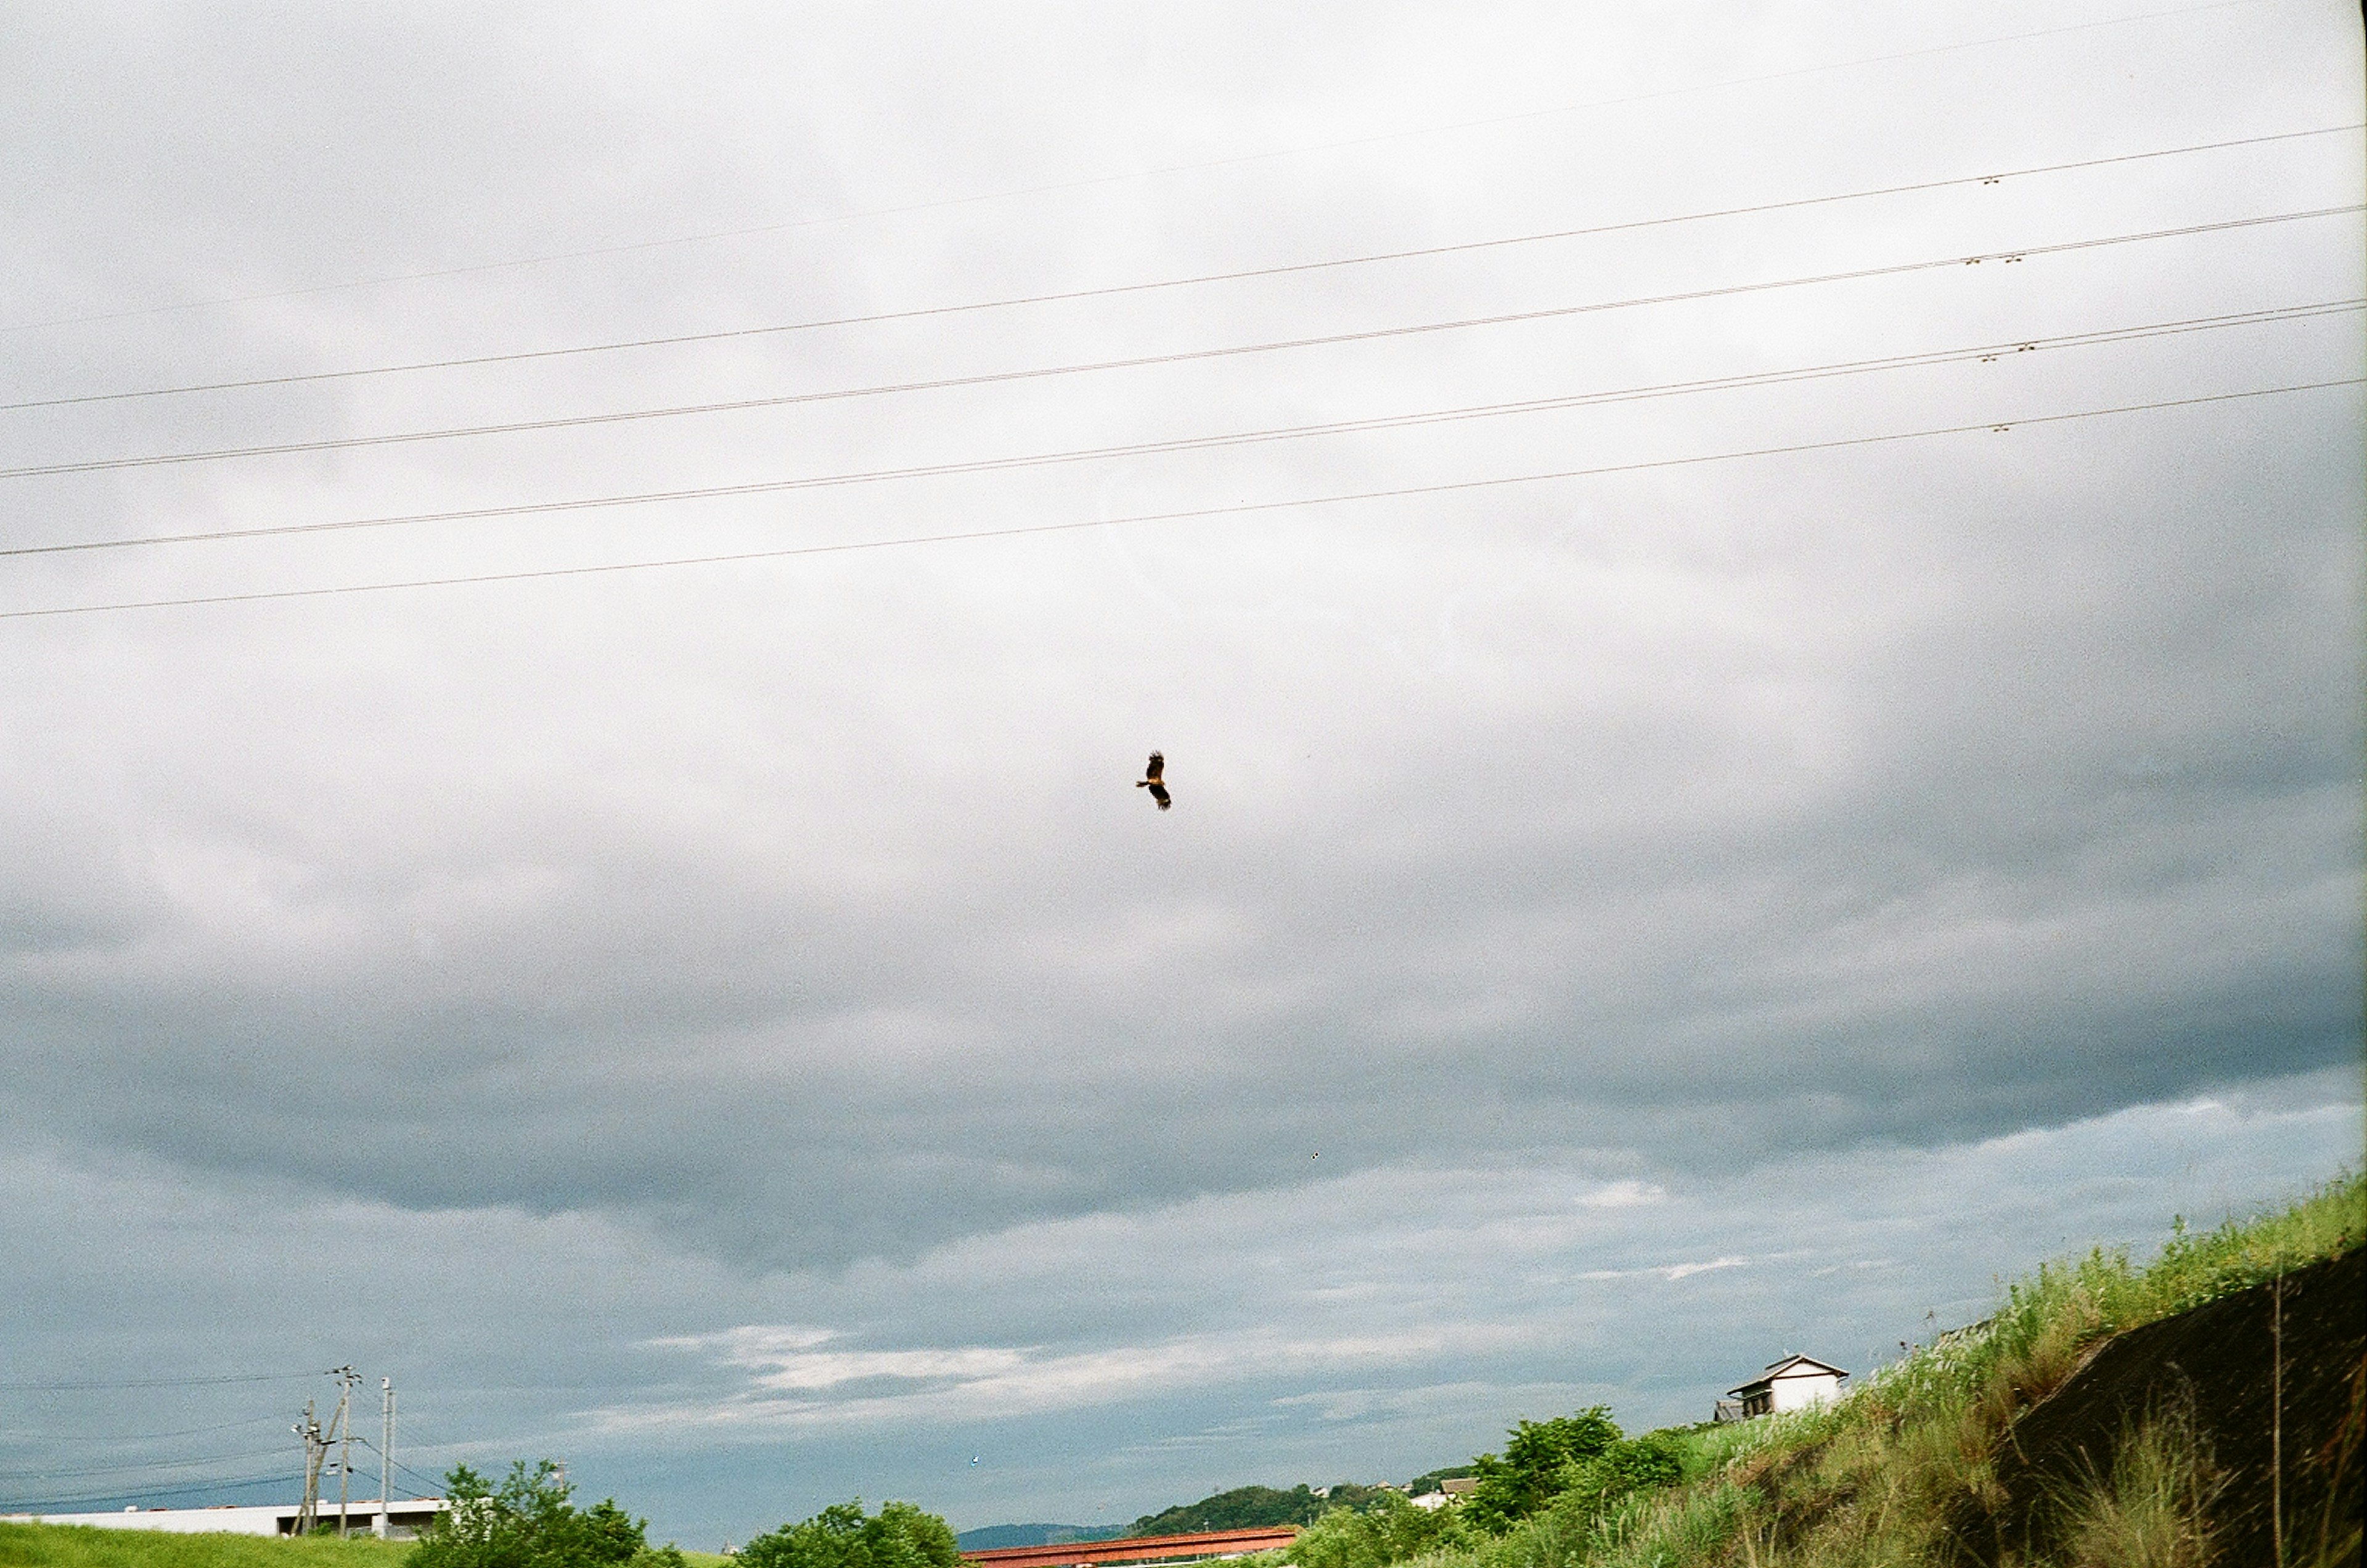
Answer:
[956, 1524, 1128, 1550]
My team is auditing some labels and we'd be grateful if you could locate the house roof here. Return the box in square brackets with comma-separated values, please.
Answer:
[1726, 1354, 1850, 1397]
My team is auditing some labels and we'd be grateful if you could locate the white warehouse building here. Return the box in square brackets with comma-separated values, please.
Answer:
[3, 1499, 448, 1540]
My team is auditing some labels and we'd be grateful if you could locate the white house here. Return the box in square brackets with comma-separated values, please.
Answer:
[1722, 1355, 1849, 1419]
[1408, 1477, 1478, 1512]
[2, 1498, 448, 1540]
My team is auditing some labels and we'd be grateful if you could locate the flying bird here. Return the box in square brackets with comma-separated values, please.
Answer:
[1137, 751, 1171, 810]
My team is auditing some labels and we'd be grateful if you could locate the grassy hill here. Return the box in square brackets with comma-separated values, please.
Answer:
[1284, 1168, 2362, 1568]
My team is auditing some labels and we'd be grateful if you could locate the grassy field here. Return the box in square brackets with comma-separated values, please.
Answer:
[0, 1526, 737, 1568]
[0, 1525, 414, 1568]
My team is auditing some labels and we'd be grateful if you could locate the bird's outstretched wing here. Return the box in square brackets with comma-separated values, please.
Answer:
[1137, 751, 1171, 809]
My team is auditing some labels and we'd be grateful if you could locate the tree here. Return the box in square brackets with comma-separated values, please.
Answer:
[414, 1459, 676, 1568]
[1463, 1407, 1623, 1533]
[738, 1500, 962, 1568]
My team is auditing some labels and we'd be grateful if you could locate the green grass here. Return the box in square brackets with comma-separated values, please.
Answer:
[1350, 1166, 2365, 1568]
[0, 1528, 726, 1568]
[0, 1524, 414, 1568]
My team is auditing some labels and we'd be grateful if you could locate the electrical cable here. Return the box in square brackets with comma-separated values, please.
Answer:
[0, 0, 2282, 336]
[350, 1437, 454, 1497]
[7, 298, 2352, 561]
[5, 121, 2351, 415]
[7, 1415, 290, 1447]
[0, 1373, 319, 1394]
[3, 377, 2351, 623]
[4, 203, 2353, 483]
[0, 1448, 293, 1483]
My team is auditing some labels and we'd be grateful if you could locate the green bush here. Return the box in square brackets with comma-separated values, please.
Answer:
[735, 1501, 959, 1568]
[1285, 1492, 1465, 1568]
[1464, 1408, 1622, 1533]
[412, 1460, 675, 1568]
[1551, 1434, 1682, 1522]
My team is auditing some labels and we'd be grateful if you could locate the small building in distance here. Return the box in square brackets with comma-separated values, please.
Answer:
[1719, 1355, 1850, 1419]
[1408, 1477, 1478, 1513]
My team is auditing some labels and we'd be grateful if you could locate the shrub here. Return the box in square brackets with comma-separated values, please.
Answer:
[1286, 1492, 1466, 1568]
[736, 1501, 960, 1568]
[412, 1461, 671, 1568]
[1465, 1408, 1623, 1533]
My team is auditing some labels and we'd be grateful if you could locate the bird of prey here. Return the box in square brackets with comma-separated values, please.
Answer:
[1137, 751, 1171, 810]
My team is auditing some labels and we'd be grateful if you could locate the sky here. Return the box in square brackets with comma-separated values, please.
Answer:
[0, 0, 2360, 1551]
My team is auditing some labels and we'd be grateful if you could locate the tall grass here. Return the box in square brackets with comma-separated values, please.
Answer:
[0, 1524, 412, 1568]
[2051, 1404, 2224, 1568]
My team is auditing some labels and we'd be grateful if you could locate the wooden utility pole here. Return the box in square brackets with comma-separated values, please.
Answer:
[295, 1400, 326, 1535]
[330, 1366, 359, 1538]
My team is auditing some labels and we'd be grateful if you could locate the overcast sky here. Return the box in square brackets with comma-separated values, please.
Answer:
[1, 0, 2360, 1551]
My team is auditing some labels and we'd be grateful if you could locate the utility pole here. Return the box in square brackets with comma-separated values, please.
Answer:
[329, 1366, 359, 1538]
[295, 1401, 326, 1535]
[377, 1379, 394, 1540]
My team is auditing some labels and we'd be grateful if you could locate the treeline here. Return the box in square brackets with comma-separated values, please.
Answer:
[1129, 1484, 1394, 1536]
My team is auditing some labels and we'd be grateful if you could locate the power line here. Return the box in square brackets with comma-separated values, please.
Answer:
[0, 1, 2282, 337]
[5, 122, 2350, 415]
[0, 1372, 318, 1394]
[7, 298, 2352, 561]
[4, 378, 2350, 623]
[0, 1447, 293, 1483]
[8, 1415, 290, 1445]
[2, 1469, 298, 1513]
[351, 1436, 448, 1497]
[4, 204, 2352, 484]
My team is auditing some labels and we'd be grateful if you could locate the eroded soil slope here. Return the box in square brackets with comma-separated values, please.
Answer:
[1968, 1247, 2364, 1567]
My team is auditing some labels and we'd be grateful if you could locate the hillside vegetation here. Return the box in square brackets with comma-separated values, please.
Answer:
[1283, 1169, 2363, 1568]
[1132, 1486, 1406, 1537]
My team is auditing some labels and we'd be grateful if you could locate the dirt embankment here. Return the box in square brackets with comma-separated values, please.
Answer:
[1964, 1247, 2365, 1567]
